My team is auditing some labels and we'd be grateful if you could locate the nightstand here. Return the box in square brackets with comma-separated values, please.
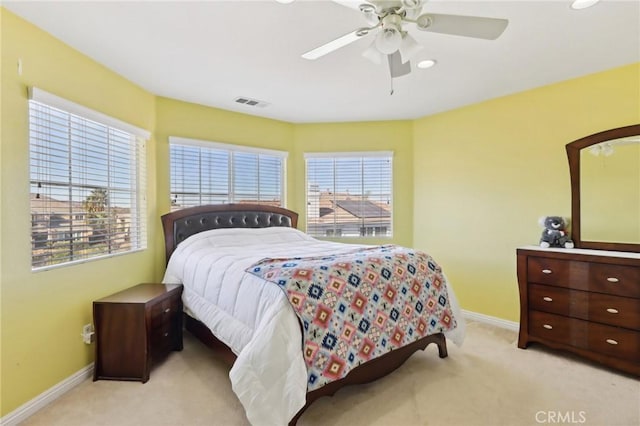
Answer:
[93, 283, 183, 382]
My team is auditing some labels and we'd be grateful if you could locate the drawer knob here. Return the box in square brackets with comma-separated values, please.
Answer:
[606, 277, 619, 283]
[164, 332, 169, 337]
[543, 324, 553, 330]
[543, 297, 553, 302]
[542, 269, 553, 274]
[606, 308, 619, 314]
[606, 339, 618, 345]
[164, 308, 171, 313]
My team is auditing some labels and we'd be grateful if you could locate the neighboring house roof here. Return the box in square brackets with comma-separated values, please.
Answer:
[30, 194, 130, 215]
[31, 194, 85, 214]
[311, 191, 390, 226]
[335, 199, 390, 219]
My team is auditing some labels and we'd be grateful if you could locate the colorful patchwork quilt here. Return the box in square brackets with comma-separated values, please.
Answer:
[246, 245, 457, 391]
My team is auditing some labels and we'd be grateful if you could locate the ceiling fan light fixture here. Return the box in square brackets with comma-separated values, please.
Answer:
[375, 14, 403, 55]
[375, 28, 402, 54]
[398, 33, 422, 63]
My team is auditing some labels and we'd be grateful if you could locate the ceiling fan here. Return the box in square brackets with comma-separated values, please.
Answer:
[301, 0, 509, 80]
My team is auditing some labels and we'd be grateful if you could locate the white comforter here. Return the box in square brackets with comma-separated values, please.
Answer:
[163, 227, 465, 426]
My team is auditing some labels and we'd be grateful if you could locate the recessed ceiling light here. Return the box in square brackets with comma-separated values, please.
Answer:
[417, 59, 437, 69]
[570, 0, 600, 10]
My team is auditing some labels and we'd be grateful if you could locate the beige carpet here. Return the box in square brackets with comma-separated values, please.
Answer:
[20, 321, 639, 426]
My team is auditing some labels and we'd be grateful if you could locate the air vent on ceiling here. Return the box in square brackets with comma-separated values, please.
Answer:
[234, 96, 270, 108]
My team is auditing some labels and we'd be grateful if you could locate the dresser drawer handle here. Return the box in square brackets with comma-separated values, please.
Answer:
[543, 297, 553, 302]
[606, 308, 619, 314]
[543, 324, 553, 330]
[542, 269, 553, 274]
[164, 308, 171, 313]
[606, 277, 619, 283]
[164, 332, 169, 337]
[606, 339, 618, 345]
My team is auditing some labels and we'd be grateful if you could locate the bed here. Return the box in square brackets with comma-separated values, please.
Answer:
[161, 203, 464, 426]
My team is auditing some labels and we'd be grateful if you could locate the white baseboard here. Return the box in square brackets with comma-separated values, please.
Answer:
[1, 363, 94, 426]
[462, 309, 519, 332]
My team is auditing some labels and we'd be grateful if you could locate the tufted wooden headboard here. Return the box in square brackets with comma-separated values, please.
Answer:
[160, 203, 299, 264]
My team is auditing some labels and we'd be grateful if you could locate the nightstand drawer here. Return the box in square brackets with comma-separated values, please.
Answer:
[150, 295, 180, 328]
[150, 325, 175, 356]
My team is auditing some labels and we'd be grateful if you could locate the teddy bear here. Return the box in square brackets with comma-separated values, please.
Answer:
[539, 216, 574, 249]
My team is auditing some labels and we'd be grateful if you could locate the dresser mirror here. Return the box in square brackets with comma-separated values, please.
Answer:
[566, 124, 640, 252]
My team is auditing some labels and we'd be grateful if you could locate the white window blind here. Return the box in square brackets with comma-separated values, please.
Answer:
[305, 152, 393, 238]
[169, 137, 286, 210]
[29, 90, 148, 270]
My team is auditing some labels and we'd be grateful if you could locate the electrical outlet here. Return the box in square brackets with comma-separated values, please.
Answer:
[81, 323, 94, 344]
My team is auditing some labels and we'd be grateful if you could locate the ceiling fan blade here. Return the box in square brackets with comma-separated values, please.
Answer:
[302, 28, 371, 60]
[415, 13, 508, 40]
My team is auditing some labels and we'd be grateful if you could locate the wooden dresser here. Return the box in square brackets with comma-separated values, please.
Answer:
[93, 283, 183, 382]
[517, 246, 640, 376]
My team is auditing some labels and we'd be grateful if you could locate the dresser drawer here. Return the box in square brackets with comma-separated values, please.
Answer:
[586, 293, 640, 330]
[529, 310, 587, 347]
[529, 285, 640, 330]
[588, 264, 640, 298]
[527, 257, 576, 287]
[528, 256, 640, 297]
[529, 284, 572, 316]
[529, 311, 640, 362]
[586, 320, 640, 362]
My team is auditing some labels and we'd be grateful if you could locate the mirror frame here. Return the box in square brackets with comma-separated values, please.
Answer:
[566, 123, 640, 253]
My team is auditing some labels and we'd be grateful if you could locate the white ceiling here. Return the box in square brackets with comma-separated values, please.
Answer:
[4, 0, 639, 123]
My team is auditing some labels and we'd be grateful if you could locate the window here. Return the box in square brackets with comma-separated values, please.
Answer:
[169, 137, 287, 210]
[305, 152, 393, 238]
[29, 88, 148, 270]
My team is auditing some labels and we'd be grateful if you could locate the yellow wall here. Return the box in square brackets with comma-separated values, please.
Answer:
[2, 6, 639, 419]
[413, 63, 640, 321]
[1, 11, 156, 414]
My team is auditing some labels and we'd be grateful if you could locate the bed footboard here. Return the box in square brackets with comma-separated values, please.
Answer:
[290, 333, 447, 425]
[185, 313, 447, 425]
